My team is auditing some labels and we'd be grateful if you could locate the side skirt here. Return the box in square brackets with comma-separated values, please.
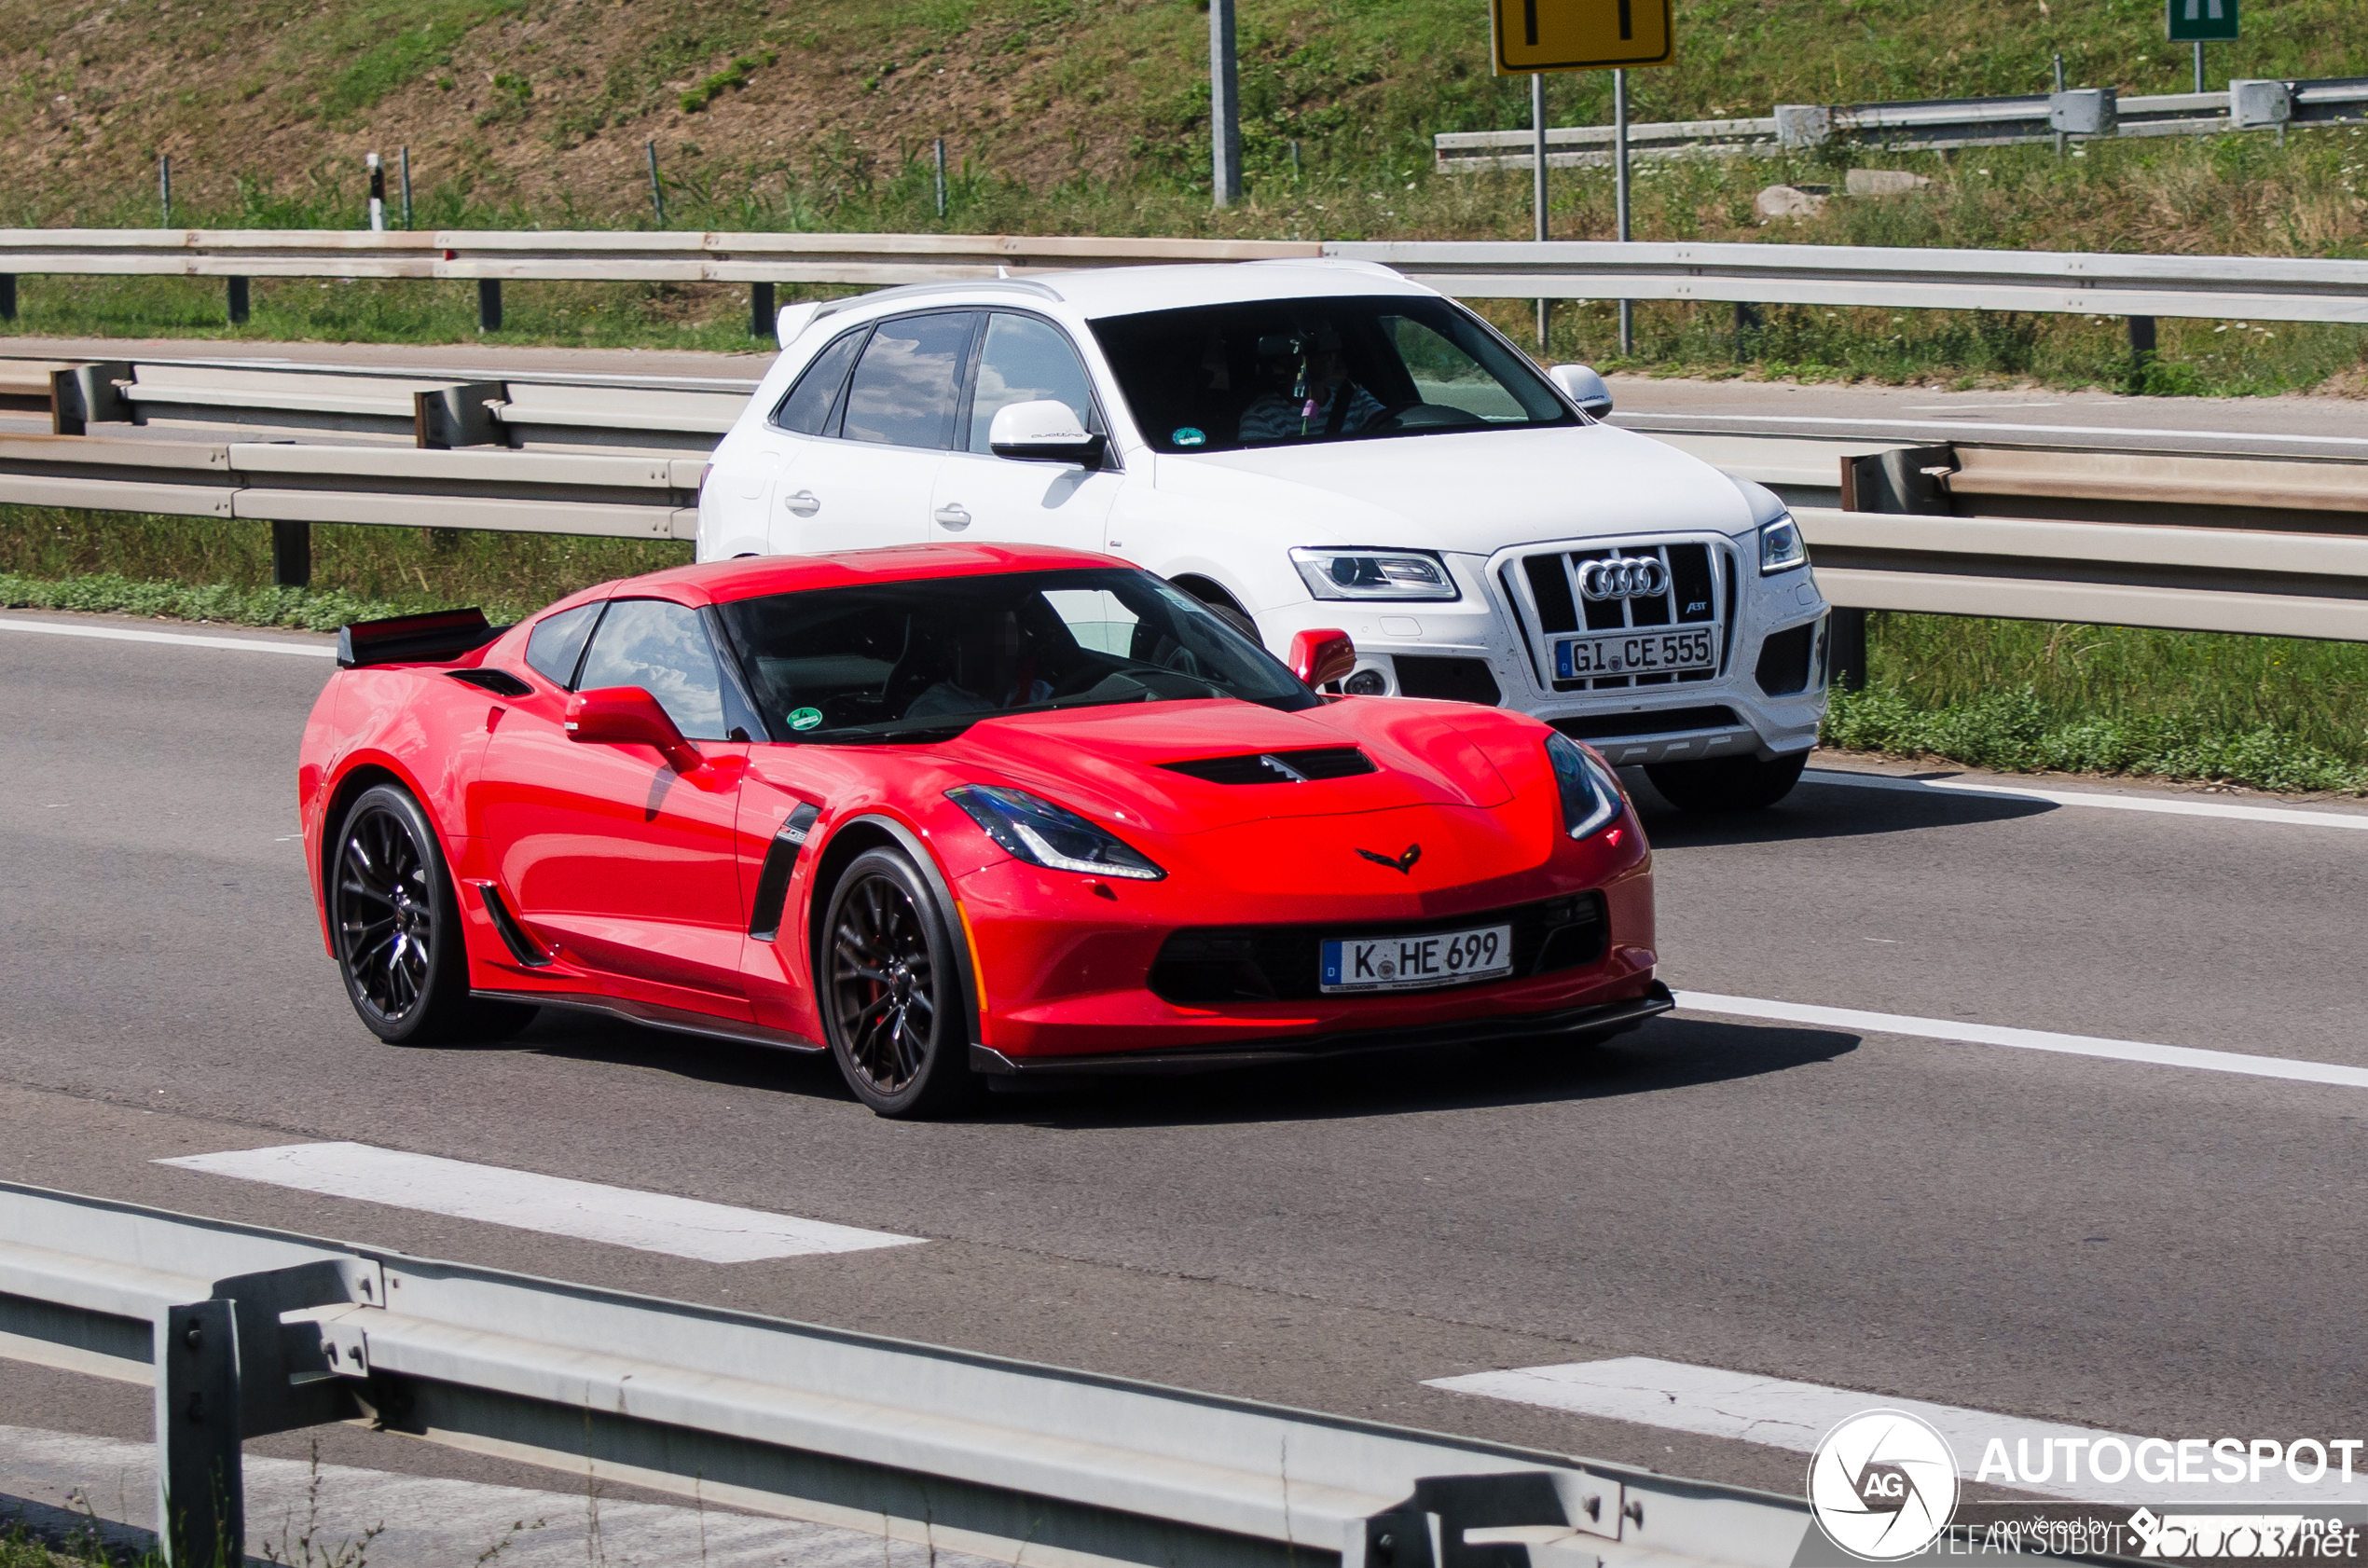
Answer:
[473, 988, 827, 1056]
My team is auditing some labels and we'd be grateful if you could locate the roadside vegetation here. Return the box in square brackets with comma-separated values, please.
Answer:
[2, 0, 2365, 390]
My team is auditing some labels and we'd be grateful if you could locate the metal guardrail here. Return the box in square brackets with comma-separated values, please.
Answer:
[1434, 76, 2368, 171]
[1322, 239, 2368, 325]
[0, 1179, 1811, 1567]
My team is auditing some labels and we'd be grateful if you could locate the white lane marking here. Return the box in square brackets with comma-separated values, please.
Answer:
[1614, 410, 2368, 448]
[1425, 1357, 2368, 1505]
[158, 1141, 923, 1263]
[0, 615, 335, 656]
[1674, 991, 2368, 1092]
[0, 1424, 998, 1567]
[1805, 766, 2368, 832]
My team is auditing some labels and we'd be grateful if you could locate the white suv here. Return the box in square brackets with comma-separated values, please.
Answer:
[696, 259, 1830, 810]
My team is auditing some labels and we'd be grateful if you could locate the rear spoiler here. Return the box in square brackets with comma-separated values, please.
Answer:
[336, 608, 506, 669]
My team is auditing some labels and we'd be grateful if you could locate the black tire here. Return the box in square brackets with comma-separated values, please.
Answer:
[1643, 750, 1810, 813]
[820, 847, 979, 1118]
[330, 785, 538, 1045]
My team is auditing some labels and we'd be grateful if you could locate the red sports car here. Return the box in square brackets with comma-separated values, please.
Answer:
[298, 544, 1668, 1116]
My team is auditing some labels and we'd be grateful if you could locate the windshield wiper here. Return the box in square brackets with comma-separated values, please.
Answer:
[796, 721, 978, 745]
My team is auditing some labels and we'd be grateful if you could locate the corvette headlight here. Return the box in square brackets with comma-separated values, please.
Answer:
[1290, 547, 1461, 601]
[948, 786, 1165, 881]
[1546, 733, 1624, 841]
[1759, 515, 1809, 575]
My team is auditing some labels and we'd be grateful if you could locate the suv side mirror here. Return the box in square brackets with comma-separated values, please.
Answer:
[989, 399, 1107, 466]
[566, 686, 702, 771]
[1549, 364, 1613, 418]
[1289, 628, 1356, 689]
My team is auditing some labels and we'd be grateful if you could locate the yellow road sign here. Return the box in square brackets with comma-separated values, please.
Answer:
[1493, 0, 1673, 74]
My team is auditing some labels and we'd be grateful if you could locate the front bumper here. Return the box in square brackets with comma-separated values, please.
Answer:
[1255, 533, 1830, 764]
[972, 980, 1674, 1077]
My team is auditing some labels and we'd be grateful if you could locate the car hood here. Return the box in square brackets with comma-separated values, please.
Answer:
[1154, 423, 1758, 555]
[934, 697, 1521, 835]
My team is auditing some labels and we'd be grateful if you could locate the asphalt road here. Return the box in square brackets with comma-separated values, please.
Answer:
[5, 607, 2367, 1547]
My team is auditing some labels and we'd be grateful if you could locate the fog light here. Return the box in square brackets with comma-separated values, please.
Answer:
[1343, 667, 1388, 695]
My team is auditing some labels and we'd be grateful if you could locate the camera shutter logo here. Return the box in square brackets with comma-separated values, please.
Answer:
[1808, 1410, 1960, 1561]
[1577, 557, 1672, 601]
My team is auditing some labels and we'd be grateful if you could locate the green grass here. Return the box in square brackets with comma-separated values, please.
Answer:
[0, 505, 690, 624]
[1826, 612, 2368, 794]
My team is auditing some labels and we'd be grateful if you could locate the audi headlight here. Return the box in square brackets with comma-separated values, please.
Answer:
[1759, 515, 1809, 575]
[947, 786, 1165, 881]
[1290, 547, 1461, 601]
[1546, 733, 1624, 841]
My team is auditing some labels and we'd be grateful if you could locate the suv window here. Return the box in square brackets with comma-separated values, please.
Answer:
[523, 601, 601, 687]
[770, 326, 867, 436]
[842, 311, 978, 449]
[1089, 294, 1575, 455]
[573, 598, 729, 740]
[967, 313, 1101, 454]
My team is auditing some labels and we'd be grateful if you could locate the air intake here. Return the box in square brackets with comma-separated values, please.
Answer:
[1160, 747, 1377, 785]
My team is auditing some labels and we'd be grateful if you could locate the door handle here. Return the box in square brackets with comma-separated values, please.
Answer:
[932, 503, 971, 530]
[785, 489, 820, 517]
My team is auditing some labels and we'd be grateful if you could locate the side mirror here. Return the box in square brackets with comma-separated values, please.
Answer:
[989, 399, 1107, 466]
[1288, 628, 1356, 689]
[1549, 364, 1613, 419]
[566, 686, 702, 771]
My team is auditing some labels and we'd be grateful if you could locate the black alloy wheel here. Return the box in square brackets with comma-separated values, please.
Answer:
[1643, 750, 1810, 813]
[822, 847, 976, 1117]
[331, 784, 535, 1046]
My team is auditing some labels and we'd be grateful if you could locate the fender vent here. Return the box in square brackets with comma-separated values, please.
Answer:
[475, 884, 552, 968]
[1160, 748, 1376, 785]
[447, 668, 533, 697]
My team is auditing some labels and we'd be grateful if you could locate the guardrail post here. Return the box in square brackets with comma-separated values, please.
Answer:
[750, 282, 775, 341]
[1836, 445, 1959, 691]
[226, 278, 249, 325]
[477, 279, 503, 333]
[156, 1300, 243, 1568]
[1732, 302, 1761, 362]
[2127, 314, 2157, 390]
[0, 275, 14, 322]
[272, 521, 312, 588]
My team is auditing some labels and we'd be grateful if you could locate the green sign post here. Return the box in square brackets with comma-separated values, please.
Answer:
[2166, 0, 2238, 42]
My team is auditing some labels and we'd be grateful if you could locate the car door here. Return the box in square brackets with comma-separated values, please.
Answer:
[477, 597, 755, 1020]
[927, 310, 1122, 553]
[763, 311, 978, 555]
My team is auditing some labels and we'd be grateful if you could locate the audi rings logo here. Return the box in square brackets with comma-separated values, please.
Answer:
[1808, 1410, 1961, 1561]
[1577, 557, 1671, 601]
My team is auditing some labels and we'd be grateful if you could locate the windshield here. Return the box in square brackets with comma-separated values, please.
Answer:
[1089, 293, 1576, 456]
[714, 567, 1320, 742]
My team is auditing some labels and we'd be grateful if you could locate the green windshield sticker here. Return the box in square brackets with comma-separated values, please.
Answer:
[788, 707, 824, 732]
[1173, 427, 1206, 447]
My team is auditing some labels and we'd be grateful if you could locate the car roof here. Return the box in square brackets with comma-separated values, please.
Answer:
[604, 543, 1127, 608]
[823, 259, 1430, 325]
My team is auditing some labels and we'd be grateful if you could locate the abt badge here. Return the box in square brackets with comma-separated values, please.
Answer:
[1355, 844, 1422, 874]
[1809, 1410, 1961, 1561]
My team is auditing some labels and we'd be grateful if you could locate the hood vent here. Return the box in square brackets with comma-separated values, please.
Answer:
[1160, 747, 1377, 785]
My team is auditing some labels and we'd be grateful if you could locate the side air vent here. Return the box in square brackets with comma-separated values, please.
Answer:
[447, 668, 534, 697]
[475, 883, 553, 968]
[1160, 748, 1377, 785]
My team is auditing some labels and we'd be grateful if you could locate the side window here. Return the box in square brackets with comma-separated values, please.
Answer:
[574, 598, 728, 741]
[968, 314, 1100, 453]
[1384, 315, 1527, 421]
[842, 311, 976, 449]
[769, 327, 867, 436]
[1040, 587, 1138, 655]
[524, 602, 601, 688]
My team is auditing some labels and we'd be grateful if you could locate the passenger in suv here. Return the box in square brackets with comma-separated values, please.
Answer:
[697, 260, 1830, 811]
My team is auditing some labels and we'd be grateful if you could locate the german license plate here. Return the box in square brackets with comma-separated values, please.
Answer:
[1320, 923, 1514, 994]
[1555, 626, 1717, 680]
